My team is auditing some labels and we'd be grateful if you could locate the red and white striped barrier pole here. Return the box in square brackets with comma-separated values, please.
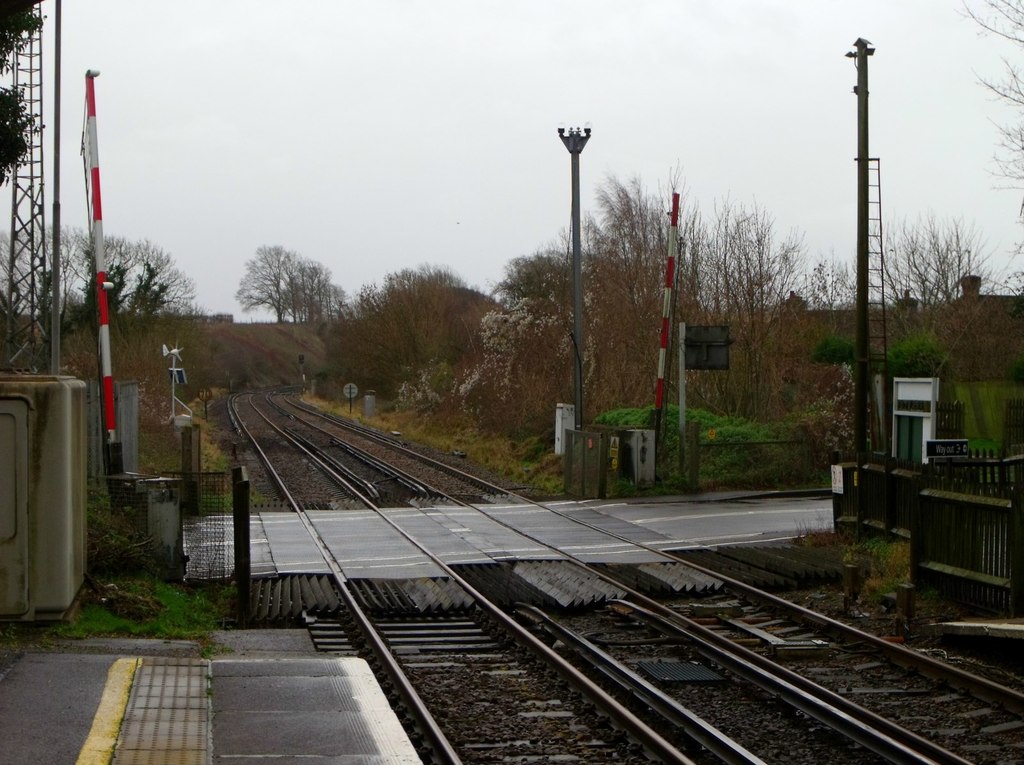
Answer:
[85, 70, 118, 455]
[653, 192, 680, 440]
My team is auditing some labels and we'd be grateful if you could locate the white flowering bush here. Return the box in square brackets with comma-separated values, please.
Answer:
[396, 361, 451, 413]
[790, 363, 855, 466]
[454, 299, 571, 434]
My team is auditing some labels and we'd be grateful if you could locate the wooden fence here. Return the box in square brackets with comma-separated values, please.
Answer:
[1006, 398, 1024, 452]
[832, 451, 1024, 615]
[935, 400, 965, 439]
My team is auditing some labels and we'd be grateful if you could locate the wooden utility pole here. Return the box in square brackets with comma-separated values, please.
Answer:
[850, 38, 874, 452]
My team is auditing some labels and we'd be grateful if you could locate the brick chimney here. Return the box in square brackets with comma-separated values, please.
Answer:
[960, 274, 982, 298]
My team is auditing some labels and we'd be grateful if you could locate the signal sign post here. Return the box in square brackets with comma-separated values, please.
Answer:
[343, 382, 358, 414]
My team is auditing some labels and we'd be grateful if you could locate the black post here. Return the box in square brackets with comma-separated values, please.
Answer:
[107, 441, 123, 475]
[232, 466, 251, 628]
[1011, 487, 1024, 617]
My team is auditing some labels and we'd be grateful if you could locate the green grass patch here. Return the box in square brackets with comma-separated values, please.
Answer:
[848, 537, 911, 603]
[54, 577, 233, 642]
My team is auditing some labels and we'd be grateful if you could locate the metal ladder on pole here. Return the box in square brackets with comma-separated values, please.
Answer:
[866, 157, 889, 451]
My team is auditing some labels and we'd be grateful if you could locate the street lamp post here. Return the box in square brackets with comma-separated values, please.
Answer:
[558, 125, 591, 431]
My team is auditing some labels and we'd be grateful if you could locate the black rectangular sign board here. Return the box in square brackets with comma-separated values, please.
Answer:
[926, 439, 969, 458]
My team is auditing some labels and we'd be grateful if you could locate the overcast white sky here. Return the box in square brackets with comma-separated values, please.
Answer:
[17, 1, 1024, 318]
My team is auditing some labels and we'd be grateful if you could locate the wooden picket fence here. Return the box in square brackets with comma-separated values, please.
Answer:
[1006, 399, 1024, 453]
[935, 400, 965, 439]
[832, 451, 1024, 615]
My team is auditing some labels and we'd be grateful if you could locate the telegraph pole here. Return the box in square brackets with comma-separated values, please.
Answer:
[558, 125, 591, 431]
[849, 38, 874, 452]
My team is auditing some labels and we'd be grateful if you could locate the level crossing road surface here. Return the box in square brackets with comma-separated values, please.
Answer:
[559, 491, 834, 550]
[250, 491, 835, 578]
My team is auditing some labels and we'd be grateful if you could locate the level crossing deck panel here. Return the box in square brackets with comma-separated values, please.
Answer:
[379, 507, 495, 565]
[478, 503, 669, 564]
[248, 515, 277, 576]
[404, 505, 567, 562]
[259, 512, 330, 575]
[553, 503, 679, 548]
[309, 510, 447, 580]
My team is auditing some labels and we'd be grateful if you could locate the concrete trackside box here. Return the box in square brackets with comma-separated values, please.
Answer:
[0, 375, 86, 621]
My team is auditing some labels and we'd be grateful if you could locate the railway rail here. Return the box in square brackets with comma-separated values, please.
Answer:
[225, 391, 1024, 764]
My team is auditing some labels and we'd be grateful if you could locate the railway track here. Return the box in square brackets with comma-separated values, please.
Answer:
[230, 391, 507, 507]
[226, 390, 1024, 764]
[228, 391, 696, 763]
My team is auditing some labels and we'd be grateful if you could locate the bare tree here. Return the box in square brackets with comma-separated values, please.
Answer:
[884, 213, 990, 310]
[332, 265, 493, 400]
[883, 212, 1021, 380]
[964, 0, 1024, 187]
[680, 198, 805, 419]
[238, 246, 346, 323]
[286, 259, 346, 324]
[105, 237, 197, 315]
[587, 176, 673, 411]
[236, 245, 297, 321]
[801, 256, 854, 314]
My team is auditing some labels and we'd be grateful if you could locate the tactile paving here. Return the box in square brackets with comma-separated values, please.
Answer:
[112, 658, 210, 765]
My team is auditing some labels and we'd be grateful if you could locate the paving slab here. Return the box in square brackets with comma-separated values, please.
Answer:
[919, 620, 1024, 640]
[211, 657, 419, 763]
[211, 628, 316, 658]
[0, 652, 121, 764]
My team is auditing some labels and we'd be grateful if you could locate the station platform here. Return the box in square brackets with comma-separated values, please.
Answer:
[0, 631, 420, 764]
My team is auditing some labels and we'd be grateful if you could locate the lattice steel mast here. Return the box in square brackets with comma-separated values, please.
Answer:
[3, 5, 46, 371]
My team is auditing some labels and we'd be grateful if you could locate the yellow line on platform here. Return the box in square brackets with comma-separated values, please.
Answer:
[76, 657, 140, 765]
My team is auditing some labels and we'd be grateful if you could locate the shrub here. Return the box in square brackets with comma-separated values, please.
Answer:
[786, 364, 854, 468]
[87, 491, 161, 576]
[888, 334, 948, 378]
[812, 334, 854, 365]
[594, 406, 821, 489]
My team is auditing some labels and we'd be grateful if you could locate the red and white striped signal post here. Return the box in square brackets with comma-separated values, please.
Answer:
[653, 192, 680, 442]
[84, 70, 122, 473]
